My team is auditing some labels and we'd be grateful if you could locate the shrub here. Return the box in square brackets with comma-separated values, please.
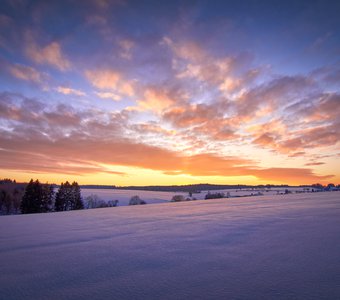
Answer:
[129, 195, 146, 205]
[171, 195, 185, 202]
[205, 192, 225, 200]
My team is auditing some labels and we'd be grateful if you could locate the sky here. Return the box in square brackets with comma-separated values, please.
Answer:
[0, 0, 339, 186]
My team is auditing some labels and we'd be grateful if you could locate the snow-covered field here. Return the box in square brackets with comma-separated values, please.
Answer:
[1, 192, 339, 299]
[81, 187, 307, 206]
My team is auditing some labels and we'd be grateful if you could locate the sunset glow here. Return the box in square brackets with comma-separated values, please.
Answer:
[0, 0, 339, 185]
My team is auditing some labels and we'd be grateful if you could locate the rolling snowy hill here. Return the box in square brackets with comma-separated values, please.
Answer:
[1, 192, 339, 299]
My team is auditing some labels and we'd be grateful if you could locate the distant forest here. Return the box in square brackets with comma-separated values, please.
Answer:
[89, 183, 291, 192]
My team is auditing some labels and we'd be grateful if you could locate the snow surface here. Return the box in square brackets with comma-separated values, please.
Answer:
[81, 187, 307, 206]
[1, 192, 340, 299]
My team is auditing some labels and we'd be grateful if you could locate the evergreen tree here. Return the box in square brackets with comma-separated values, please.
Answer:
[55, 182, 66, 211]
[12, 188, 23, 213]
[41, 184, 54, 212]
[0, 189, 4, 212]
[55, 181, 83, 211]
[21, 179, 34, 213]
[21, 179, 54, 214]
[21, 179, 41, 214]
[3, 191, 13, 214]
[71, 181, 83, 210]
[63, 181, 73, 210]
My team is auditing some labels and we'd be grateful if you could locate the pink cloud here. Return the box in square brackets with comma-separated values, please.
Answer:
[56, 86, 86, 96]
[85, 69, 134, 97]
[26, 40, 71, 71]
[8, 63, 45, 83]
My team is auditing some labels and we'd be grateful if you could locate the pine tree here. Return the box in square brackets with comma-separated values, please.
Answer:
[71, 181, 83, 210]
[21, 179, 42, 214]
[0, 189, 5, 212]
[3, 191, 13, 214]
[21, 179, 34, 213]
[41, 184, 54, 212]
[55, 181, 84, 212]
[55, 182, 65, 211]
[63, 181, 73, 210]
[12, 188, 23, 213]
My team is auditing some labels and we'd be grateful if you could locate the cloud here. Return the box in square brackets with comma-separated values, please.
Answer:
[136, 88, 177, 113]
[236, 75, 315, 122]
[294, 93, 340, 123]
[251, 121, 340, 155]
[246, 89, 339, 155]
[250, 120, 339, 155]
[0, 92, 84, 128]
[160, 37, 333, 156]
[0, 92, 333, 184]
[163, 37, 259, 96]
[0, 148, 126, 176]
[118, 39, 134, 60]
[26, 39, 71, 71]
[163, 103, 224, 127]
[85, 69, 134, 96]
[253, 133, 276, 147]
[305, 162, 325, 166]
[95, 91, 121, 101]
[162, 37, 206, 62]
[56, 86, 86, 96]
[8, 63, 45, 83]
[288, 152, 306, 158]
[85, 69, 120, 89]
[132, 122, 176, 136]
[161, 101, 237, 141]
[1, 127, 331, 183]
[249, 168, 333, 183]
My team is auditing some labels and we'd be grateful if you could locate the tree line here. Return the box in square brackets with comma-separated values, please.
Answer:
[0, 179, 24, 214]
[0, 179, 83, 215]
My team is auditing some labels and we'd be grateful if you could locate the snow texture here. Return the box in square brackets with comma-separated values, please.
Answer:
[81, 187, 307, 206]
[1, 192, 340, 299]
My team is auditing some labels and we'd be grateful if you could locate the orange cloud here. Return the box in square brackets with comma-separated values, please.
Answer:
[136, 88, 177, 113]
[0, 131, 332, 184]
[249, 168, 333, 183]
[0, 149, 126, 176]
[305, 162, 325, 166]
